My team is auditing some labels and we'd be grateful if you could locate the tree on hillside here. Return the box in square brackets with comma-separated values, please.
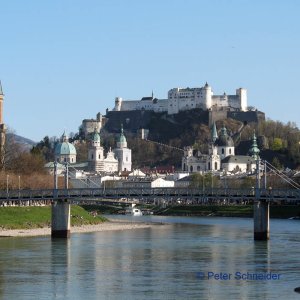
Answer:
[31, 135, 57, 162]
[3, 130, 23, 170]
[271, 138, 284, 151]
[8, 152, 46, 175]
[75, 142, 88, 162]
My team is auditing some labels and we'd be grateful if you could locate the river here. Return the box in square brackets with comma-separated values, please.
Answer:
[0, 215, 300, 299]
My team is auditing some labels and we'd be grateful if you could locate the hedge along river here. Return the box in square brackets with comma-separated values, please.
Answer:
[0, 215, 300, 299]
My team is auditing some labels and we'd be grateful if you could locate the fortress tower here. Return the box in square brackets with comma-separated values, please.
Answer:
[203, 82, 212, 110]
[0, 81, 6, 168]
[114, 97, 123, 111]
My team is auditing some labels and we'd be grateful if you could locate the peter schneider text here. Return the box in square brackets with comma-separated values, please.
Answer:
[196, 271, 282, 281]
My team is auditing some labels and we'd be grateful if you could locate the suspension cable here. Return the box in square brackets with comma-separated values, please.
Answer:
[264, 160, 300, 189]
[66, 163, 102, 188]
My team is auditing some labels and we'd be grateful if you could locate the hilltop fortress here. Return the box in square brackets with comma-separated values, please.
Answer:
[81, 83, 264, 137]
[113, 83, 247, 114]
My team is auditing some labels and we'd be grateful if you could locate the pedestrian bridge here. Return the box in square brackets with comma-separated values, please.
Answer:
[1, 187, 299, 240]
[0, 187, 300, 204]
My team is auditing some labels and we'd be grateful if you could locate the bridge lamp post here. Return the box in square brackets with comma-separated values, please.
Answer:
[18, 175, 20, 198]
[6, 174, 9, 194]
[263, 160, 267, 189]
[64, 163, 69, 189]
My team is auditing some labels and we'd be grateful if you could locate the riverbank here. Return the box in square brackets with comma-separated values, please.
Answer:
[0, 205, 106, 230]
[155, 204, 300, 218]
[84, 204, 300, 219]
[0, 219, 157, 237]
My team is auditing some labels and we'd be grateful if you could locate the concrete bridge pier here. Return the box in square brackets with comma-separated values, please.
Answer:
[254, 200, 269, 241]
[51, 200, 71, 238]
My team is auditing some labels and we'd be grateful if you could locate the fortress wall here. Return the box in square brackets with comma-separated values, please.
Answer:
[105, 110, 154, 133]
[227, 111, 265, 124]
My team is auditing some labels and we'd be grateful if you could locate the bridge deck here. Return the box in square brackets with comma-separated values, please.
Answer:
[0, 188, 299, 204]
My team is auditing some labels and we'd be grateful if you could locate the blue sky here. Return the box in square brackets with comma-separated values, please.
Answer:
[1, 0, 300, 141]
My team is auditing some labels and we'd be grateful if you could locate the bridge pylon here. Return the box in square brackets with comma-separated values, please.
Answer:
[51, 199, 71, 238]
[51, 162, 71, 238]
[253, 158, 269, 240]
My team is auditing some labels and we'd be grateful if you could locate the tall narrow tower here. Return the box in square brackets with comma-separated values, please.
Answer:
[0, 81, 6, 168]
[114, 125, 132, 172]
[88, 128, 104, 172]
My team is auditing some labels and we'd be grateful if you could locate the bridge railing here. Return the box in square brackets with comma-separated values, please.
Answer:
[0, 187, 300, 202]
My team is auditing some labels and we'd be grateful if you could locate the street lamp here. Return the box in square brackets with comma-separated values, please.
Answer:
[6, 174, 9, 194]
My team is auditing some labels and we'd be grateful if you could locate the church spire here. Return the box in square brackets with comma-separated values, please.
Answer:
[211, 122, 218, 143]
[117, 124, 127, 148]
[248, 131, 260, 160]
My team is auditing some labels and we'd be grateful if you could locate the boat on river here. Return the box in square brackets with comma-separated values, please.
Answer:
[125, 204, 143, 216]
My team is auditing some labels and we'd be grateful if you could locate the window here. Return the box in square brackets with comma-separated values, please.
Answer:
[215, 162, 218, 170]
[208, 162, 211, 170]
[190, 166, 193, 172]
[229, 149, 232, 154]
[64, 158, 66, 162]
[91, 154, 94, 160]
[222, 148, 224, 154]
[197, 166, 200, 171]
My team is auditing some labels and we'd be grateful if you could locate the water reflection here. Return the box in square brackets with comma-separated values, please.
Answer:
[51, 239, 70, 299]
[0, 217, 300, 299]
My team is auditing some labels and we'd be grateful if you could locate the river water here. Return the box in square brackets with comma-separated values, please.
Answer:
[0, 215, 300, 300]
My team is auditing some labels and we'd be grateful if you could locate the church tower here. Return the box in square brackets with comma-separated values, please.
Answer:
[215, 126, 235, 159]
[114, 125, 132, 172]
[88, 129, 104, 172]
[248, 131, 260, 160]
[0, 81, 6, 168]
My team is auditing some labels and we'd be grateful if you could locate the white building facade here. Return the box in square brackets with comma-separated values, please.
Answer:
[113, 126, 132, 172]
[113, 83, 248, 115]
[88, 127, 132, 173]
[182, 124, 258, 175]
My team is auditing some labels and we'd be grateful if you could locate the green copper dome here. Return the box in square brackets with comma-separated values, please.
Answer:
[54, 142, 76, 156]
[215, 126, 234, 147]
[54, 132, 77, 156]
[91, 128, 101, 143]
[118, 125, 127, 144]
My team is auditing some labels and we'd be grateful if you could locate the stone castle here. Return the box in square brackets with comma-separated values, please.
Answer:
[113, 83, 247, 114]
[80, 82, 264, 139]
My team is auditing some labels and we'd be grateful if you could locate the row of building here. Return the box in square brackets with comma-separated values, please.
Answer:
[48, 120, 261, 190]
[47, 126, 132, 175]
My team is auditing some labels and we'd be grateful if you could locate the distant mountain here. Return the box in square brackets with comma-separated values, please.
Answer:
[7, 133, 36, 152]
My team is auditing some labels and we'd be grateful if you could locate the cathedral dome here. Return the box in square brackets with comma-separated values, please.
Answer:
[54, 132, 77, 156]
[54, 141, 77, 156]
